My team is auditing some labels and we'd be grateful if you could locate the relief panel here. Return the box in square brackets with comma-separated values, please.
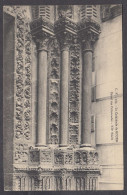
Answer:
[48, 39, 60, 144]
[69, 43, 81, 144]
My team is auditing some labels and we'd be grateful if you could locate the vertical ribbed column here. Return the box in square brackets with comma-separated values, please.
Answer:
[81, 40, 93, 146]
[30, 17, 54, 146]
[60, 44, 69, 146]
[54, 17, 77, 146]
[36, 39, 48, 146]
[78, 19, 101, 147]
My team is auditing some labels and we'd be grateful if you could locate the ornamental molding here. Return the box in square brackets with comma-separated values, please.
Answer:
[30, 17, 54, 51]
[54, 17, 78, 50]
[30, 17, 54, 37]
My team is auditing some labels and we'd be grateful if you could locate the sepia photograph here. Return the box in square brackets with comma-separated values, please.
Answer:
[3, 4, 123, 191]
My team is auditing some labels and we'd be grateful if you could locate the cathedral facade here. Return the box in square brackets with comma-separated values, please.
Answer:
[3, 4, 123, 191]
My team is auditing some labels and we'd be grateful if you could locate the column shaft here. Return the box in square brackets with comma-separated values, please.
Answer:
[82, 49, 92, 145]
[37, 49, 47, 146]
[60, 48, 69, 146]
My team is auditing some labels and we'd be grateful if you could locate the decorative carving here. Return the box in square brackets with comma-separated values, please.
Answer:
[36, 36, 50, 51]
[74, 152, 81, 164]
[69, 124, 78, 134]
[87, 151, 99, 164]
[14, 143, 28, 163]
[69, 43, 81, 144]
[54, 17, 78, 51]
[74, 150, 99, 166]
[15, 9, 25, 140]
[51, 135, 59, 144]
[78, 18, 101, 51]
[50, 58, 59, 79]
[65, 153, 73, 164]
[24, 21, 32, 141]
[57, 5, 73, 19]
[30, 17, 54, 34]
[41, 151, 52, 163]
[5, 5, 101, 191]
[55, 17, 77, 34]
[54, 152, 64, 165]
[48, 38, 60, 144]
[30, 17, 54, 52]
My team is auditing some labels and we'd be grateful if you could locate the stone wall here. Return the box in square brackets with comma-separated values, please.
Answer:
[93, 14, 123, 190]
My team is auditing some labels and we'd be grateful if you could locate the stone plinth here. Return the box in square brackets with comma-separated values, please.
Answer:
[13, 145, 100, 191]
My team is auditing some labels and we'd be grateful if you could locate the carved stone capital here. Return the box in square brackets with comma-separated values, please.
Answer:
[35, 35, 50, 51]
[57, 5, 73, 19]
[57, 32, 77, 51]
[30, 17, 54, 51]
[54, 17, 78, 51]
[78, 18, 101, 52]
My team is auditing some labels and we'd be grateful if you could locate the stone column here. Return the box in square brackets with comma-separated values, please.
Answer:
[81, 40, 93, 146]
[36, 38, 48, 146]
[30, 18, 54, 146]
[78, 21, 101, 147]
[60, 43, 69, 146]
[54, 17, 77, 146]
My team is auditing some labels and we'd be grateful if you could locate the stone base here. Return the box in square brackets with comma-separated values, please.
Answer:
[13, 145, 101, 191]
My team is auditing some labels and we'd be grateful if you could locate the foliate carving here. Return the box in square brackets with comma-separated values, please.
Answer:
[14, 143, 28, 163]
[14, 8, 32, 141]
[65, 153, 73, 164]
[48, 39, 60, 144]
[30, 17, 54, 52]
[78, 18, 101, 51]
[54, 17, 77, 51]
[54, 152, 64, 165]
[41, 151, 52, 163]
[56, 32, 76, 51]
[24, 21, 32, 141]
[69, 134, 79, 144]
[79, 20, 100, 50]
[78, 18, 100, 32]
[87, 151, 99, 165]
[4, 6, 27, 18]
[15, 10, 25, 140]
[25, 146, 100, 190]
[69, 43, 81, 144]
[55, 17, 77, 34]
